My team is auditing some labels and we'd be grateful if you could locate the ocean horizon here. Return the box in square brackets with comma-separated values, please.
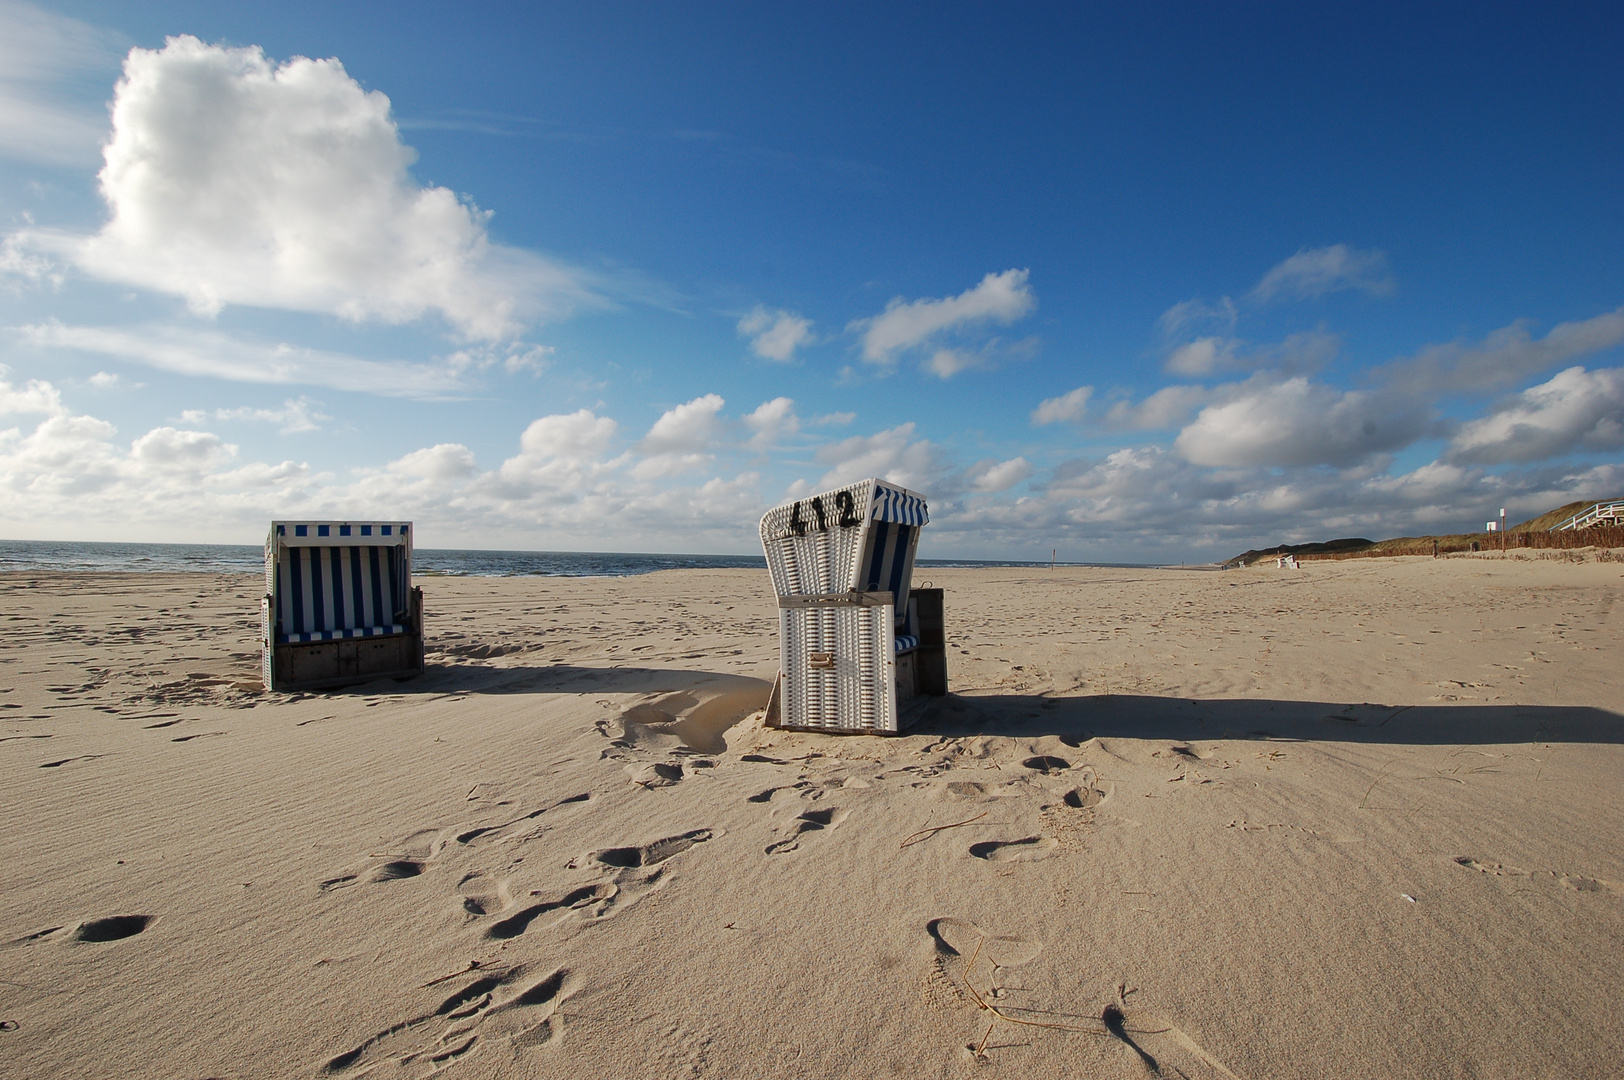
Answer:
[0, 538, 1149, 577]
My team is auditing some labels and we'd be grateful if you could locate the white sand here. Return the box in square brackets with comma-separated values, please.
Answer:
[2, 554, 1622, 1078]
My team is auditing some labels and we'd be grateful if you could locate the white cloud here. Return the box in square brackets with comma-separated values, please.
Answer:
[0, 413, 122, 498]
[0, 2, 122, 166]
[1, 232, 64, 288]
[632, 394, 726, 478]
[211, 459, 311, 490]
[812, 422, 944, 491]
[737, 306, 813, 362]
[1164, 336, 1237, 376]
[1031, 386, 1092, 426]
[1173, 376, 1428, 467]
[0, 368, 67, 415]
[198, 397, 330, 434]
[488, 408, 623, 502]
[1102, 385, 1211, 431]
[129, 426, 235, 472]
[923, 348, 979, 379]
[1158, 296, 1237, 339]
[445, 342, 554, 375]
[744, 396, 799, 451]
[1379, 306, 1624, 396]
[387, 443, 478, 481]
[1, 365, 1619, 559]
[812, 411, 856, 427]
[851, 269, 1034, 367]
[1447, 366, 1624, 465]
[14, 35, 594, 339]
[17, 320, 467, 398]
[966, 456, 1033, 492]
[1250, 244, 1393, 302]
[87, 371, 120, 389]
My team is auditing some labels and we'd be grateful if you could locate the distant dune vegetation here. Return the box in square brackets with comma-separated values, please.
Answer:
[1224, 500, 1624, 568]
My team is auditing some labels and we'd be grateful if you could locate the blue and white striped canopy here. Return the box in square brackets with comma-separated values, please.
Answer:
[870, 482, 929, 526]
[270, 521, 410, 545]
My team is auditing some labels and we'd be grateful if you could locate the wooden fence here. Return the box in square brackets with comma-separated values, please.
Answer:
[1297, 525, 1624, 561]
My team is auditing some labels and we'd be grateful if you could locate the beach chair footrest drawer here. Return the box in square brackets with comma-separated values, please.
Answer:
[271, 633, 423, 690]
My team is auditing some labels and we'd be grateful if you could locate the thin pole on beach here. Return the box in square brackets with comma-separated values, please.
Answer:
[1500, 507, 1506, 551]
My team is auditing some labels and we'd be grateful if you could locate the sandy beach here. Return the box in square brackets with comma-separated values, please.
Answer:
[3, 555, 1622, 1079]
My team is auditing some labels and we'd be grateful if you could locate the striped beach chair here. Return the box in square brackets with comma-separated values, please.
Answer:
[261, 521, 425, 691]
[759, 478, 947, 733]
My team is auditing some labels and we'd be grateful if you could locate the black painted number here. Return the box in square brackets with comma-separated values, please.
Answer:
[835, 490, 860, 526]
[788, 491, 862, 537]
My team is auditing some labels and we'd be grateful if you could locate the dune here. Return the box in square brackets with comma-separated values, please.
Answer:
[2, 554, 1622, 1078]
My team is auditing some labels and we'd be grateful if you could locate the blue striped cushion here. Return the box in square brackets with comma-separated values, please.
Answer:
[862, 520, 916, 601]
[277, 546, 406, 641]
[894, 634, 920, 653]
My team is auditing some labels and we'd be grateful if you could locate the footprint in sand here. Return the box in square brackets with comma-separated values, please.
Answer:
[70, 915, 153, 942]
[38, 754, 105, 769]
[454, 792, 591, 847]
[765, 807, 848, 855]
[1454, 856, 1620, 894]
[320, 963, 581, 1073]
[1022, 755, 1071, 774]
[969, 837, 1060, 862]
[371, 860, 425, 882]
[625, 761, 684, 788]
[940, 780, 1027, 799]
[570, 829, 715, 871]
[319, 828, 448, 892]
[1060, 766, 1108, 809]
[923, 917, 1042, 1008]
[455, 872, 511, 917]
[485, 883, 618, 940]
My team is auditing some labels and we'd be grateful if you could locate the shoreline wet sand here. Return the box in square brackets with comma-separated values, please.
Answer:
[3, 556, 1622, 1078]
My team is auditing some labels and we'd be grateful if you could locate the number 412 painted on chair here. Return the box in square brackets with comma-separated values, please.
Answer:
[789, 491, 863, 536]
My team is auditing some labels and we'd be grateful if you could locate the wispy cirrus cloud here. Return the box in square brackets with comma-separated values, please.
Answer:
[1249, 244, 1393, 303]
[850, 269, 1034, 372]
[1377, 306, 1624, 396]
[179, 396, 330, 434]
[0, 1, 124, 167]
[16, 320, 468, 398]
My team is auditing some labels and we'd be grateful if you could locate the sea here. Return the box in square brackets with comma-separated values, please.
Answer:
[0, 539, 1076, 578]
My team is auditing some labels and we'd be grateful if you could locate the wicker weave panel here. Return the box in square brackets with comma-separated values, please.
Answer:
[777, 603, 896, 732]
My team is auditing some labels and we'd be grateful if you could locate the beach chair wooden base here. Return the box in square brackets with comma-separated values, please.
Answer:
[262, 588, 425, 692]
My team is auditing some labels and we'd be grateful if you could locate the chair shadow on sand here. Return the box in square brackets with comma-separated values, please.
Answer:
[903, 691, 1624, 748]
[319, 658, 1624, 750]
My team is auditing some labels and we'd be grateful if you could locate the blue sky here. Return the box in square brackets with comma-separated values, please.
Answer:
[1, 1, 1621, 560]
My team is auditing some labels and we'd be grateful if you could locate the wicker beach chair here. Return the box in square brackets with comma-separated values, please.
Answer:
[261, 521, 425, 691]
[759, 478, 947, 733]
